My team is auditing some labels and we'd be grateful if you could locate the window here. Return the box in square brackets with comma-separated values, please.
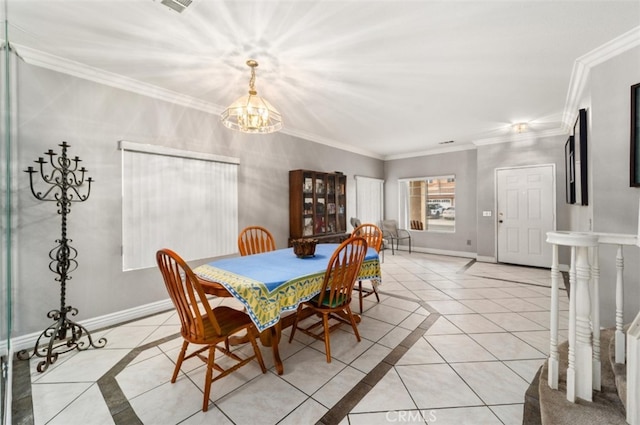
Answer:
[399, 175, 455, 232]
[120, 141, 239, 271]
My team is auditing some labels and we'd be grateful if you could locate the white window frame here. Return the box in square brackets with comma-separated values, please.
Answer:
[398, 175, 456, 233]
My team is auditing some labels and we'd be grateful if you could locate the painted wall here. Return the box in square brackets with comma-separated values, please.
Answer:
[14, 56, 383, 336]
[475, 135, 569, 262]
[384, 136, 568, 260]
[589, 45, 640, 326]
[384, 149, 478, 255]
[12, 43, 640, 338]
[383, 45, 640, 327]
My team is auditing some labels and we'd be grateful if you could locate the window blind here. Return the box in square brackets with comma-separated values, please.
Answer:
[120, 141, 239, 271]
[355, 176, 384, 227]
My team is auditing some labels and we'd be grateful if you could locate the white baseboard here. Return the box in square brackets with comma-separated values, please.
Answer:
[477, 256, 566, 271]
[476, 256, 497, 263]
[10, 298, 174, 352]
[397, 246, 477, 259]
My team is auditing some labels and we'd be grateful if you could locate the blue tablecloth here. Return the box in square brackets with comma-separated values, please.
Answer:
[194, 244, 381, 331]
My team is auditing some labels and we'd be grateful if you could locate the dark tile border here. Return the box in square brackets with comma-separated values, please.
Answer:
[13, 296, 439, 425]
[17, 256, 550, 425]
[317, 304, 441, 425]
[97, 332, 180, 425]
[11, 354, 33, 425]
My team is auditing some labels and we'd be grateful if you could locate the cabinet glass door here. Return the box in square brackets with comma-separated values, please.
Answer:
[326, 175, 337, 234]
[337, 176, 346, 232]
[314, 173, 326, 234]
[302, 172, 314, 236]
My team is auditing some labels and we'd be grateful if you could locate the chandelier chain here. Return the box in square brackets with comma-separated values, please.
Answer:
[249, 66, 256, 92]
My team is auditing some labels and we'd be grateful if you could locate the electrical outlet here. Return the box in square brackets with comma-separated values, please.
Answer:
[466, 239, 471, 246]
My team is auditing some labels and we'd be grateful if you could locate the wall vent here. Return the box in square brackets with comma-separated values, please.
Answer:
[159, 0, 192, 13]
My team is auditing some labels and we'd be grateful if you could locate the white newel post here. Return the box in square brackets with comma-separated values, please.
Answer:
[627, 311, 640, 425]
[548, 243, 560, 389]
[546, 231, 598, 403]
[567, 246, 577, 402]
[590, 245, 601, 391]
[615, 245, 626, 364]
[574, 243, 593, 401]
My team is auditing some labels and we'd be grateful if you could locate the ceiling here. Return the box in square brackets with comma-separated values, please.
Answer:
[4, 0, 640, 159]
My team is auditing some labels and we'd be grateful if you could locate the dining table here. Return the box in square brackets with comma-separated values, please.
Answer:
[193, 243, 381, 375]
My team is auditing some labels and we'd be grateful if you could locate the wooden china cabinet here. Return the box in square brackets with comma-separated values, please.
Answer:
[289, 169, 349, 245]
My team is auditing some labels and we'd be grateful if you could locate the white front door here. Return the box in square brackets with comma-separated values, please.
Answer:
[496, 165, 555, 268]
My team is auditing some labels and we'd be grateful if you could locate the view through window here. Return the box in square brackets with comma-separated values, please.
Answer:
[404, 175, 455, 232]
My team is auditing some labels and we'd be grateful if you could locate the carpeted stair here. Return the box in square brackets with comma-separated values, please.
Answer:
[524, 328, 628, 425]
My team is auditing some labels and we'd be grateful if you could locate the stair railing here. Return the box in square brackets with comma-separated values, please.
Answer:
[546, 230, 637, 403]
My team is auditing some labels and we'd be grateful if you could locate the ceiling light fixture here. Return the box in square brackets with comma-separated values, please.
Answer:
[221, 60, 282, 134]
[513, 123, 528, 133]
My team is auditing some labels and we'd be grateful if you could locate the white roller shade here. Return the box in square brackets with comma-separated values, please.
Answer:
[120, 141, 239, 271]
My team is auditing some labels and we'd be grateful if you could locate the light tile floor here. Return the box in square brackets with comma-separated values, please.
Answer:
[14, 251, 568, 424]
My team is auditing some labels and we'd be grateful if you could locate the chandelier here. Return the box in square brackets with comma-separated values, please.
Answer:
[221, 60, 282, 134]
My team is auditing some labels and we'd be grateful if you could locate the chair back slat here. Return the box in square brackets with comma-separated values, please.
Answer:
[316, 236, 367, 308]
[156, 249, 223, 340]
[354, 223, 383, 252]
[238, 226, 276, 256]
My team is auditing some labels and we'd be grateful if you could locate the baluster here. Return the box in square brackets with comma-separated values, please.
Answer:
[590, 245, 601, 391]
[548, 243, 560, 389]
[615, 245, 625, 363]
[574, 244, 593, 401]
[567, 246, 577, 402]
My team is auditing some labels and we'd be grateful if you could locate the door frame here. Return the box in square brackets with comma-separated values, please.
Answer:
[494, 163, 557, 266]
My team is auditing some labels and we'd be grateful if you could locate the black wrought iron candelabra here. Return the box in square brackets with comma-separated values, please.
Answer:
[18, 141, 107, 372]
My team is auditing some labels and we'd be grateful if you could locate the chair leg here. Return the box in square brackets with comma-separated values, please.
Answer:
[358, 281, 364, 314]
[372, 284, 380, 303]
[322, 313, 332, 363]
[288, 304, 303, 343]
[171, 340, 189, 383]
[358, 281, 380, 314]
[247, 326, 267, 373]
[345, 306, 361, 342]
[202, 345, 216, 412]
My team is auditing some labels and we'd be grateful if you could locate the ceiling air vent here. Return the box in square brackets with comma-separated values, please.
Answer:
[159, 0, 192, 13]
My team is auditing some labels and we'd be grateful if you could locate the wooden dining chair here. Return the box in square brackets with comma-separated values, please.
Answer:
[156, 248, 267, 412]
[352, 223, 383, 313]
[238, 225, 276, 256]
[288, 236, 368, 363]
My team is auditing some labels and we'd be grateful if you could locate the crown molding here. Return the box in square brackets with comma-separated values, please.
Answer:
[10, 24, 640, 162]
[384, 143, 477, 161]
[280, 127, 384, 160]
[562, 25, 640, 128]
[12, 42, 224, 115]
[473, 127, 567, 147]
[11, 42, 384, 160]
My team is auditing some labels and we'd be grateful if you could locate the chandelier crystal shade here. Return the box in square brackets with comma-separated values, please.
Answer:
[221, 60, 282, 134]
